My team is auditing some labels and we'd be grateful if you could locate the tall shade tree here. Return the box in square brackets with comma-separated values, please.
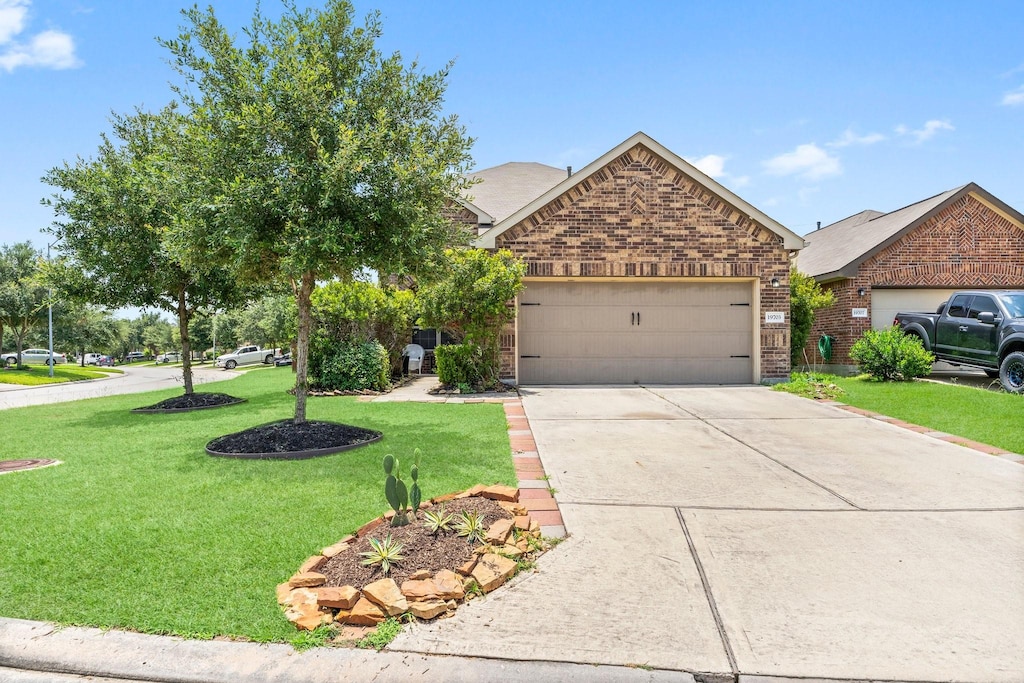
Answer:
[55, 303, 122, 364]
[43, 107, 248, 394]
[161, 0, 474, 422]
[0, 242, 48, 365]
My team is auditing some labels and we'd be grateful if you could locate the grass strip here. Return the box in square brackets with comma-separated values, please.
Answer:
[828, 375, 1023, 454]
[0, 365, 123, 385]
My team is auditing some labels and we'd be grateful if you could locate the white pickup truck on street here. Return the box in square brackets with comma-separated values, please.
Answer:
[215, 345, 276, 370]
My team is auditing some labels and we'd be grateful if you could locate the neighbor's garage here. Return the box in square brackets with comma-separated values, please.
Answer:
[516, 280, 755, 385]
[870, 288, 961, 331]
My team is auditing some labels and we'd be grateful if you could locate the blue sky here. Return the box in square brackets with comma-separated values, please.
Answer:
[2, 0, 1022, 253]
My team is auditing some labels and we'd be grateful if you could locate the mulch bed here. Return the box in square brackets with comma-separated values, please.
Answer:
[319, 497, 513, 588]
[132, 392, 245, 413]
[0, 459, 60, 474]
[206, 420, 382, 459]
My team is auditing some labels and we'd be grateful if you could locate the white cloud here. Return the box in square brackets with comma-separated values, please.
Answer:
[762, 143, 841, 181]
[894, 119, 954, 143]
[689, 153, 727, 178]
[0, 0, 27, 44]
[828, 128, 886, 148]
[0, 0, 80, 73]
[1002, 86, 1024, 106]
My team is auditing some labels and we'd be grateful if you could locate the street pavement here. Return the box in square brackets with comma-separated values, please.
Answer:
[2, 383, 1021, 682]
[0, 363, 233, 410]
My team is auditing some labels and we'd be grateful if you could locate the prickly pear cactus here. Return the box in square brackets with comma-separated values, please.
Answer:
[383, 454, 409, 526]
[409, 449, 422, 518]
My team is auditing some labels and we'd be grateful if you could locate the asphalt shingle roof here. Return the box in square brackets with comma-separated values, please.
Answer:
[798, 186, 968, 278]
[464, 162, 568, 224]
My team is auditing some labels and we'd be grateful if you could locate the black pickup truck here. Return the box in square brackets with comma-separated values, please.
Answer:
[894, 290, 1024, 393]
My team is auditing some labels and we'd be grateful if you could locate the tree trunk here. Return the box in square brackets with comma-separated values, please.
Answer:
[293, 271, 315, 424]
[177, 289, 194, 395]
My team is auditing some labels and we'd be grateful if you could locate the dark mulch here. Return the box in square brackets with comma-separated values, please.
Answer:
[133, 392, 244, 413]
[320, 497, 513, 588]
[206, 420, 382, 458]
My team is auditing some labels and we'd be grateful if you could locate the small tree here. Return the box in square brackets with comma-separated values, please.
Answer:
[420, 248, 526, 386]
[161, 1, 474, 423]
[0, 243, 48, 365]
[790, 269, 835, 367]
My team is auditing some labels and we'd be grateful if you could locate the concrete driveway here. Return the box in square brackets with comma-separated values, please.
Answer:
[393, 386, 1024, 682]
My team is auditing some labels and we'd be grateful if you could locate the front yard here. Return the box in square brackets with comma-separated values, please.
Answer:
[778, 374, 1023, 455]
[0, 370, 515, 643]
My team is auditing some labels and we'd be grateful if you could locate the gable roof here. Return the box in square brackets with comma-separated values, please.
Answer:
[473, 131, 805, 250]
[797, 183, 1024, 280]
[461, 162, 567, 224]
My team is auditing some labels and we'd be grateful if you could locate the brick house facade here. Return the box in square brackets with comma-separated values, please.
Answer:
[799, 185, 1024, 367]
[458, 132, 804, 385]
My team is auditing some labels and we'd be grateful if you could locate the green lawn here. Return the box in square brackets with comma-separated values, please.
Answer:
[0, 369, 515, 642]
[826, 376, 1023, 455]
[0, 365, 123, 385]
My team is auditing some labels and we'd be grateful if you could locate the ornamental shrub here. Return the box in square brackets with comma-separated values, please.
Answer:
[309, 336, 390, 391]
[434, 343, 484, 387]
[849, 327, 935, 381]
[790, 269, 835, 367]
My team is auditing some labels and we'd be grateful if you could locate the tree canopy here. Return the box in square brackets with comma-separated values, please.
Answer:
[161, 0, 474, 421]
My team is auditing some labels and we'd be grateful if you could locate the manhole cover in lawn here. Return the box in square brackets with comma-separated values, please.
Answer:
[0, 459, 61, 474]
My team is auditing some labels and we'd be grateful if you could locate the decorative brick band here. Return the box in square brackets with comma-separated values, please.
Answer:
[503, 399, 566, 533]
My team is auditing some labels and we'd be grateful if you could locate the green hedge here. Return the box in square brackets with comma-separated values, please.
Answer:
[434, 343, 484, 387]
[309, 337, 390, 391]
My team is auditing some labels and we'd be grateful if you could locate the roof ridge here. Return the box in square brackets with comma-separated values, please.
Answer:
[874, 183, 969, 219]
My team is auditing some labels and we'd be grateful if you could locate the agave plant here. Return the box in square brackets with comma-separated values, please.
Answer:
[454, 510, 486, 544]
[360, 535, 405, 575]
[421, 505, 454, 536]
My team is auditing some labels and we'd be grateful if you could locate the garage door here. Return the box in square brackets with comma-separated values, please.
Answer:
[517, 280, 754, 385]
[871, 288, 961, 331]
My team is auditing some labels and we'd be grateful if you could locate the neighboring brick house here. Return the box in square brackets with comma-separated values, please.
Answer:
[796, 183, 1024, 370]
[450, 131, 804, 385]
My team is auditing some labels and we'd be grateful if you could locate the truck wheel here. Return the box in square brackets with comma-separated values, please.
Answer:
[265, 354, 274, 364]
[999, 351, 1024, 394]
[4, 357, 15, 368]
[225, 360, 237, 370]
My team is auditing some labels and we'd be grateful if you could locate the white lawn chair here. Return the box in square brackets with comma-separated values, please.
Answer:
[403, 343, 425, 375]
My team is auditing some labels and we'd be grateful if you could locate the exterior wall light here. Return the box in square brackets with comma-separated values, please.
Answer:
[770, 277, 780, 288]
[858, 287, 867, 296]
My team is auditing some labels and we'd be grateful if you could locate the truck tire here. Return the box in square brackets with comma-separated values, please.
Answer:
[265, 354, 274, 364]
[225, 359, 237, 370]
[999, 351, 1024, 394]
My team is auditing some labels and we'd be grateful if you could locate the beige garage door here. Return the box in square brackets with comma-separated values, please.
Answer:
[871, 288, 960, 331]
[517, 280, 754, 385]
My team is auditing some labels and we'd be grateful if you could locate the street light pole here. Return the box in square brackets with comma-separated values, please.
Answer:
[47, 241, 54, 378]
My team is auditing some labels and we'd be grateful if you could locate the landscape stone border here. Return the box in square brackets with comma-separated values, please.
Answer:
[278, 484, 549, 631]
[131, 398, 247, 414]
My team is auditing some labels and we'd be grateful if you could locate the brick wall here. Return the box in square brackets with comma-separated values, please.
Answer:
[493, 143, 793, 382]
[806, 194, 1024, 364]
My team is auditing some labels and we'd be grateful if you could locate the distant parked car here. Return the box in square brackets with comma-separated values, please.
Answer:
[2, 348, 68, 367]
[96, 355, 115, 367]
[81, 352, 103, 365]
[215, 345, 276, 369]
[125, 352, 146, 363]
[274, 352, 292, 367]
[156, 352, 182, 364]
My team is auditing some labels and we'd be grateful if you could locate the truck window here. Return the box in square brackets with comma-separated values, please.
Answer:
[967, 296, 999, 319]
[946, 295, 971, 318]
[1000, 293, 1024, 318]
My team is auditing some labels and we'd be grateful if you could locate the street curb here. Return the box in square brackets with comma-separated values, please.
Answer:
[0, 617, 689, 683]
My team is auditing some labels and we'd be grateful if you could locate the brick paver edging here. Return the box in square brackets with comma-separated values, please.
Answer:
[823, 401, 1024, 465]
[503, 400, 566, 536]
